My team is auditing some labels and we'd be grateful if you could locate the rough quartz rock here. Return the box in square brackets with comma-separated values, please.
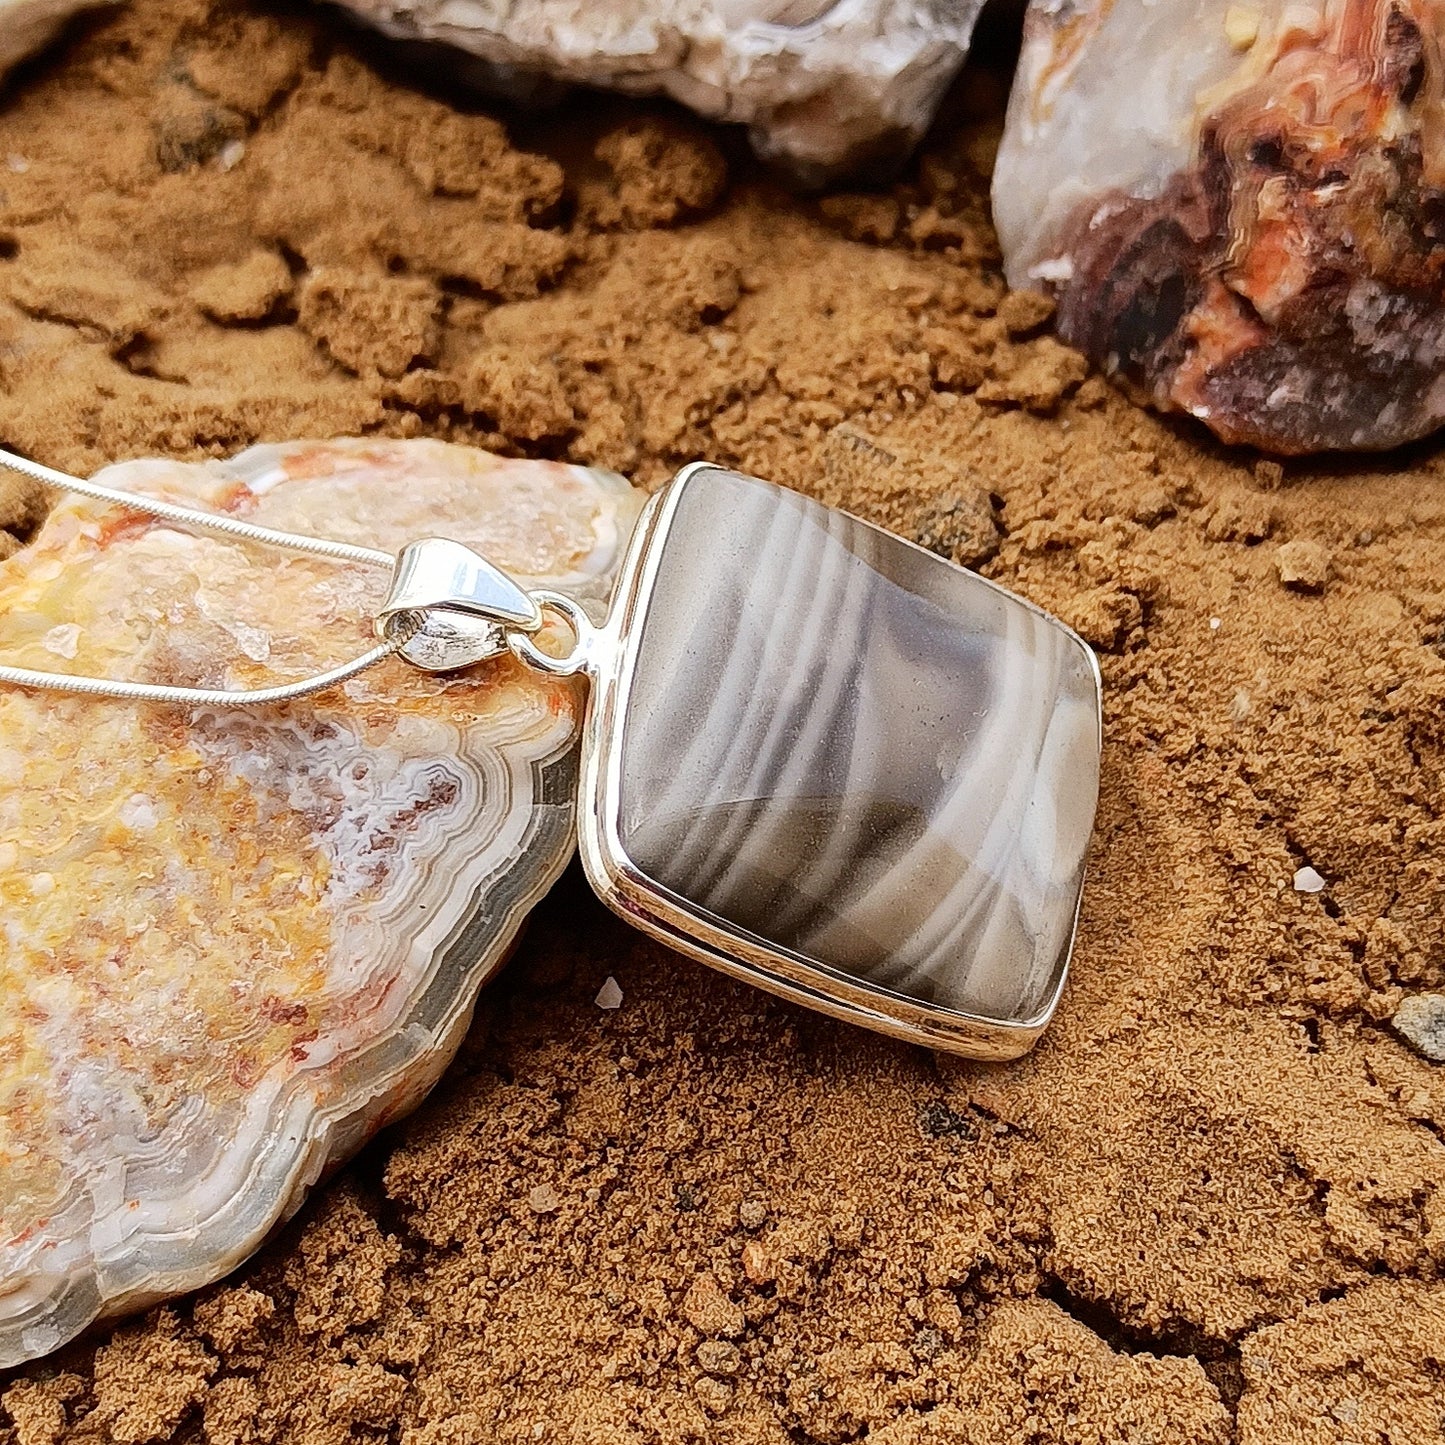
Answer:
[0, 438, 642, 1367]
[322, 0, 985, 180]
[994, 0, 1445, 453]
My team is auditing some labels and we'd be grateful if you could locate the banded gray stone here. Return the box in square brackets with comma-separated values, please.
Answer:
[584, 466, 1102, 1055]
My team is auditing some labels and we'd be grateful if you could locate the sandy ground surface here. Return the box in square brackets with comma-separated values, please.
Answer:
[0, 0, 1442, 1440]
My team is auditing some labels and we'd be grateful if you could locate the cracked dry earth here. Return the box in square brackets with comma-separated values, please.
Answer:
[0, 0, 1443, 1441]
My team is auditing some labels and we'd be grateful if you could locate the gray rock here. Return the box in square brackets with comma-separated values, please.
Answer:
[1394, 994, 1445, 1063]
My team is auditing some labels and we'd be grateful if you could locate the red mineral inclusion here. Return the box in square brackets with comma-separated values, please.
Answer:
[1035, 0, 1445, 452]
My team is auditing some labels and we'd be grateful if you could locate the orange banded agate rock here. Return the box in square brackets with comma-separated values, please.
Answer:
[0, 438, 642, 1366]
[995, 0, 1445, 453]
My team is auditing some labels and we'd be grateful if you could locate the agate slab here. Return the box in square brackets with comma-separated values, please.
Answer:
[578, 465, 1102, 1058]
[0, 438, 642, 1367]
[994, 0, 1445, 453]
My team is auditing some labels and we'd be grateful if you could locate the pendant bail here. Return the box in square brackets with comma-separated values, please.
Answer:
[377, 537, 544, 673]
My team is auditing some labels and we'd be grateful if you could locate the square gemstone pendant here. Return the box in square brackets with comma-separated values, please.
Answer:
[577, 464, 1102, 1059]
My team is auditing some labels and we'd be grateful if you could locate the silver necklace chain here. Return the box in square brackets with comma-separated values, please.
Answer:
[0, 447, 397, 569]
[0, 446, 421, 707]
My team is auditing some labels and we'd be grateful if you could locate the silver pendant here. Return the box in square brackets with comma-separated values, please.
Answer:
[0, 444, 1101, 1366]
[407, 462, 1103, 1060]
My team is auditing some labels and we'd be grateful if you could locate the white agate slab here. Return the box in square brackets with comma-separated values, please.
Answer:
[0, 438, 642, 1367]
[325, 0, 985, 179]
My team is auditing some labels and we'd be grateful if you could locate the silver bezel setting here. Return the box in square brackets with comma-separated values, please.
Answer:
[576, 463, 1103, 1061]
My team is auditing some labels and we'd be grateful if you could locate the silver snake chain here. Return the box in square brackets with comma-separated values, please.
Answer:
[0, 446, 418, 707]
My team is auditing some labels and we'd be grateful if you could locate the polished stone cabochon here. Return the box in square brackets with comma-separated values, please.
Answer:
[613, 468, 1101, 1028]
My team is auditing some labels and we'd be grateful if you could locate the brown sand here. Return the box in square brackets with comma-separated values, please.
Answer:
[1, 2, 1443, 1440]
